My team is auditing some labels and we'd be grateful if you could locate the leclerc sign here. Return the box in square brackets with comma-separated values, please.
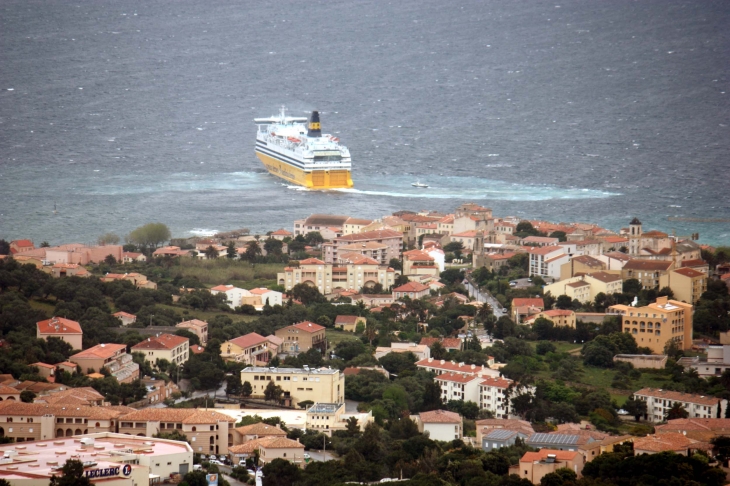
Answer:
[84, 464, 133, 479]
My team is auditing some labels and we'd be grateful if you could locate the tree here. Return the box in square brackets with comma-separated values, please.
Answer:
[262, 457, 302, 486]
[98, 232, 120, 246]
[245, 240, 262, 261]
[388, 258, 402, 271]
[666, 402, 689, 420]
[345, 416, 360, 436]
[623, 278, 642, 295]
[304, 231, 324, 247]
[289, 283, 326, 305]
[264, 238, 283, 256]
[127, 222, 171, 251]
[711, 435, 730, 467]
[241, 381, 253, 398]
[0, 240, 9, 255]
[20, 390, 36, 403]
[49, 459, 91, 486]
[226, 241, 237, 259]
[204, 245, 219, 260]
[548, 231, 567, 242]
[104, 254, 117, 265]
[555, 295, 573, 310]
[264, 381, 283, 404]
[443, 241, 464, 253]
[623, 395, 647, 421]
[226, 373, 242, 397]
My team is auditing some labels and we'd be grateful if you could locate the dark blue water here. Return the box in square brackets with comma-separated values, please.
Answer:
[1, 0, 729, 245]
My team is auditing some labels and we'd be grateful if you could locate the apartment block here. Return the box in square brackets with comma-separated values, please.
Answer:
[131, 333, 189, 369]
[633, 388, 725, 423]
[36, 317, 83, 350]
[659, 267, 707, 304]
[274, 321, 327, 354]
[322, 229, 403, 265]
[617, 297, 693, 353]
[176, 319, 208, 345]
[527, 246, 569, 280]
[277, 258, 395, 295]
[240, 367, 344, 408]
[69, 343, 139, 384]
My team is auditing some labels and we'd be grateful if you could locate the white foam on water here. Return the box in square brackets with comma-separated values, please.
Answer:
[189, 228, 218, 237]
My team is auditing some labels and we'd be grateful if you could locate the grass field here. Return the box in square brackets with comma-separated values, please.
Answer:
[156, 304, 259, 323]
[168, 259, 285, 288]
[326, 329, 362, 346]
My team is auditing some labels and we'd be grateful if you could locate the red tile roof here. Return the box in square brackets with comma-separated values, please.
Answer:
[335, 315, 360, 324]
[635, 388, 720, 406]
[113, 311, 136, 318]
[131, 333, 188, 351]
[37, 317, 83, 335]
[228, 333, 268, 349]
[681, 259, 707, 268]
[420, 409, 462, 424]
[633, 433, 700, 452]
[337, 229, 403, 241]
[290, 321, 325, 333]
[673, 267, 705, 278]
[521, 450, 580, 462]
[271, 229, 292, 236]
[211, 284, 238, 292]
[623, 259, 673, 271]
[393, 282, 430, 293]
[436, 373, 481, 384]
[512, 298, 544, 308]
[298, 258, 325, 265]
[70, 343, 126, 360]
[479, 377, 513, 389]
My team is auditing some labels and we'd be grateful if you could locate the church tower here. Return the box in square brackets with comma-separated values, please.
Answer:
[629, 217, 642, 256]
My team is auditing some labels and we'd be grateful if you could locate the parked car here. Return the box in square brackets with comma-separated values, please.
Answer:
[209, 459, 223, 466]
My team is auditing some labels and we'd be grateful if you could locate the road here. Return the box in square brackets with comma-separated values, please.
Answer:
[463, 275, 506, 318]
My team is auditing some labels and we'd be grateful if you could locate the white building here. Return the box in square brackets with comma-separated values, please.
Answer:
[479, 377, 515, 419]
[634, 388, 726, 423]
[248, 288, 284, 307]
[415, 358, 501, 379]
[413, 410, 463, 442]
[435, 373, 481, 404]
[527, 246, 569, 280]
[210, 284, 250, 309]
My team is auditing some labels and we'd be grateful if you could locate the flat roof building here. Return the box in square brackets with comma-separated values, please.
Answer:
[240, 367, 344, 409]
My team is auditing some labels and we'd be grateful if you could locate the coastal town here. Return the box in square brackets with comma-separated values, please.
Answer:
[0, 202, 729, 486]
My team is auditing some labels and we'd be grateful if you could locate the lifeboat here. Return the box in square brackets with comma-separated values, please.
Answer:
[287, 137, 301, 143]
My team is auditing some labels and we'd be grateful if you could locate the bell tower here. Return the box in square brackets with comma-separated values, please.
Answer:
[628, 217, 642, 256]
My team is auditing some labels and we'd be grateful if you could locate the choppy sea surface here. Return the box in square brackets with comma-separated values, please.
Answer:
[1, 0, 729, 245]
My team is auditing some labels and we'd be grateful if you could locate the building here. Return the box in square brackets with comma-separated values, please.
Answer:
[414, 410, 462, 442]
[402, 250, 440, 278]
[544, 272, 622, 304]
[0, 401, 133, 442]
[632, 433, 708, 456]
[415, 358, 501, 379]
[31, 362, 56, 382]
[375, 343, 431, 361]
[210, 284, 250, 309]
[117, 408, 236, 454]
[435, 373, 481, 404]
[525, 309, 577, 328]
[633, 388, 725, 423]
[113, 311, 137, 327]
[305, 402, 373, 436]
[176, 319, 208, 345]
[479, 377, 515, 418]
[522, 236, 559, 247]
[36, 317, 83, 350]
[682, 345, 730, 378]
[293, 214, 350, 237]
[24, 244, 123, 265]
[277, 258, 395, 295]
[420, 337, 463, 353]
[655, 418, 730, 442]
[393, 281, 430, 300]
[511, 298, 545, 324]
[526, 432, 603, 460]
[482, 429, 530, 452]
[51, 263, 91, 278]
[242, 288, 284, 310]
[621, 259, 674, 289]
[519, 450, 585, 484]
[659, 267, 707, 304]
[121, 251, 146, 263]
[240, 367, 344, 408]
[323, 229, 403, 265]
[476, 419, 534, 448]
[336, 241, 389, 264]
[131, 334, 189, 369]
[151, 246, 192, 258]
[0, 432, 194, 486]
[334, 315, 365, 332]
[274, 321, 327, 354]
[613, 354, 668, 369]
[9, 239, 35, 254]
[559, 255, 607, 280]
[232, 422, 287, 445]
[527, 246, 569, 281]
[619, 297, 693, 353]
[69, 344, 139, 384]
[220, 333, 272, 365]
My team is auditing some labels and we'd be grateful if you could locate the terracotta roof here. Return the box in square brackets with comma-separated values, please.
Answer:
[540, 309, 574, 318]
[512, 298, 544, 308]
[345, 218, 374, 226]
[586, 271, 622, 283]
[634, 388, 720, 406]
[211, 284, 238, 292]
[11, 239, 34, 247]
[339, 241, 388, 251]
[404, 250, 435, 261]
[633, 433, 701, 452]
[235, 422, 287, 437]
[526, 246, 564, 256]
[271, 229, 292, 236]
[303, 214, 351, 226]
[623, 259, 673, 271]
[335, 315, 360, 324]
[37, 317, 83, 335]
[229, 438, 271, 454]
[32, 362, 56, 370]
[420, 409, 462, 424]
[416, 358, 491, 375]
[602, 236, 629, 243]
[260, 437, 305, 449]
[177, 319, 208, 329]
[120, 408, 236, 424]
[0, 385, 19, 395]
[523, 236, 558, 244]
[0, 401, 129, 419]
[681, 259, 707, 268]
[337, 253, 381, 265]
[227, 333, 268, 349]
[56, 361, 77, 369]
[521, 450, 580, 462]
[566, 281, 590, 288]
[190, 344, 205, 354]
[34, 387, 104, 405]
[70, 343, 126, 360]
[336, 229, 403, 241]
[249, 287, 277, 295]
[298, 258, 325, 265]
[113, 311, 136, 318]
[657, 418, 730, 432]
[604, 251, 631, 261]
[132, 334, 189, 351]
[290, 321, 325, 333]
[672, 267, 705, 278]
[571, 255, 604, 268]
[436, 373, 481, 384]
[393, 282, 429, 293]
[479, 377, 513, 389]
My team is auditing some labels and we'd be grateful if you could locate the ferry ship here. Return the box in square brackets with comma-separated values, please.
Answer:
[254, 107, 353, 189]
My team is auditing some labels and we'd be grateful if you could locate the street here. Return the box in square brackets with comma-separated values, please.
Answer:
[463, 276, 506, 318]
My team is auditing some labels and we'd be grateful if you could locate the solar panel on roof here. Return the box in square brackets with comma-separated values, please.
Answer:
[528, 433, 580, 445]
[484, 429, 519, 440]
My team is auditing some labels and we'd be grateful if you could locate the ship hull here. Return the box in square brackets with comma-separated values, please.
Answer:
[255, 150, 353, 189]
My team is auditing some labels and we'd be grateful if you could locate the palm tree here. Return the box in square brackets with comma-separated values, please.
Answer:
[204, 245, 219, 259]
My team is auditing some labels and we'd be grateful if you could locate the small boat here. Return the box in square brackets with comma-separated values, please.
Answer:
[412, 181, 429, 188]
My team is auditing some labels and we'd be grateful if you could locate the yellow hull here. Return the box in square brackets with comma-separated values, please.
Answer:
[256, 152, 354, 189]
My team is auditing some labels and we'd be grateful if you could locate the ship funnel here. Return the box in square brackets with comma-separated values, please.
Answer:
[307, 111, 321, 138]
